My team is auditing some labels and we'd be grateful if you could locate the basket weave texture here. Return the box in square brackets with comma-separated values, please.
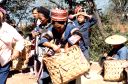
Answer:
[104, 60, 128, 81]
[11, 45, 31, 70]
[43, 45, 90, 84]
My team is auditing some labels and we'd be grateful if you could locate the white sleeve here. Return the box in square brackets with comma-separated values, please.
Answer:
[14, 39, 24, 52]
[10, 26, 24, 52]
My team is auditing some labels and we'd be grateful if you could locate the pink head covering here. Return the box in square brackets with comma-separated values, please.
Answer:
[0, 7, 6, 14]
[51, 8, 68, 21]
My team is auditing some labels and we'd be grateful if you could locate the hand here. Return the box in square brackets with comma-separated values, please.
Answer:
[32, 32, 40, 37]
[103, 53, 108, 57]
[51, 44, 61, 53]
[83, 12, 92, 19]
[68, 14, 75, 19]
[34, 32, 40, 36]
[83, 12, 88, 16]
[106, 57, 115, 60]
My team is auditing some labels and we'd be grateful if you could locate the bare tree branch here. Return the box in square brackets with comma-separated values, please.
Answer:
[48, 0, 64, 9]
[87, 0, 106, 38]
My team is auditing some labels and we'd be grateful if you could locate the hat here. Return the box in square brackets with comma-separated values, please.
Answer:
[38, 6, 50, 19]
[105, 35, 127, 45]
[51, 9, 68, 21]
[0, 7, 6, 14]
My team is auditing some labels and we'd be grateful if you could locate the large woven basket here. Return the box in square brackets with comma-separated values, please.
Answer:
[43, 45, 90, 84]
[11, 40, 31, 70]
[104, 60, 128, 82]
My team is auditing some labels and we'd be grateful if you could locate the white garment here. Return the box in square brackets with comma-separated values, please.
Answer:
[36, 19, 41, 26]
[0, 22, 24, 66]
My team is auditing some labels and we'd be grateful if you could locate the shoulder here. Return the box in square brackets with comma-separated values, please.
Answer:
[2, 22, 16, 31]
[2, 22, 13, 28]
[73, 20, 78, 24]
[66, 22, 75, 29]
[66, 22, 79, 34]
[44, 23, 53, 30]
[121, 46, 127, 50]
[118, 46, 128, 52]
[47, 25, 53, 31]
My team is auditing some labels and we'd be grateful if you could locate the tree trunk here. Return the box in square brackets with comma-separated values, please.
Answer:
[93, 10, 106, 38]
[48, 0, 64, 9]
[87, 0, 106, 38]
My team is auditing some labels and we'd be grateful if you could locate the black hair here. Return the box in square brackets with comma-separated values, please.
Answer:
[5, 14, 11, 23]
[18, 31, 24, 36]
[38, 6, 50, 19]
[32, 7, 39, 13]
[32, 6, 50, 19]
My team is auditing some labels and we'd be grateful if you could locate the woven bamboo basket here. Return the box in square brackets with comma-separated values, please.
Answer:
[104, 60, 128, 82]
[11, 40, 31, 70]
[43, 45, 90, 84]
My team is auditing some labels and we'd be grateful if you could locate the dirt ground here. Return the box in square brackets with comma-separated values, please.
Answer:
[6, 69, 37, 84]
[6, 62, 124, 84]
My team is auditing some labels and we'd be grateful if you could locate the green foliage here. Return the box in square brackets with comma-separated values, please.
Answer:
[5, 0, 35, 26]
[89, 14, 118, 61]
[111, 0, 128, 12]
[89, 13, 128, 61]
[90, 25, 105, 61]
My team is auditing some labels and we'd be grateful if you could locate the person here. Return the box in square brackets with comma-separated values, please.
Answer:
[32, 7, 41, 26]
[99, 34, 128, 76]
[30, 6, 51, 83]
[0, 7, 24, 84]
[38, 8, 83, 84]
[103, 34, 128, 60]
[27, 7, 41, 76]
[73, 9, 97, 61]
[31, 6, 51, 27]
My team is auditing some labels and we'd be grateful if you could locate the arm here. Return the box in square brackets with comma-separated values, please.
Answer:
[88, 16, 97, 27]
[114, 48, 128, 60]
[68, 28, 82, 45]
[105, 49, 117, 60]
[10, 27, 24, 60]
[38, 30, 61, 53]
[84, 12, 97, 27]
[31, 27, 43, 38]
[105, 47, 127, 60]
[43, 42, 61, 53]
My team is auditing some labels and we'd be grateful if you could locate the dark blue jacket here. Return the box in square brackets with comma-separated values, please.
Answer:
[73, 17, 97, 47]
[38, 23, 80, 48]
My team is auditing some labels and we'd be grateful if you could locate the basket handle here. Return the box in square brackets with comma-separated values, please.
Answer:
[58, 66, 64, 84]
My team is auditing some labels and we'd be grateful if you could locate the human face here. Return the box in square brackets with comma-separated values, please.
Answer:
[32, 9, 39, 19]
[52, 21, 66, 32]
[77, 15, 85, 24]
[38, 13, 48, 25]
